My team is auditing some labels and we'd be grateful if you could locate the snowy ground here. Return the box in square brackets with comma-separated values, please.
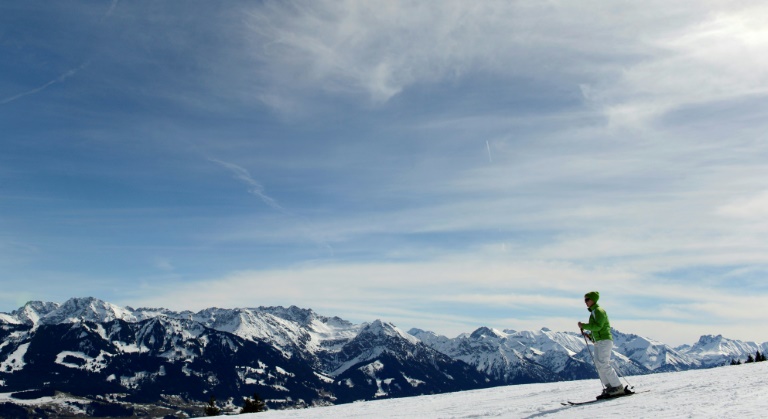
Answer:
[253, 362, 768, 418]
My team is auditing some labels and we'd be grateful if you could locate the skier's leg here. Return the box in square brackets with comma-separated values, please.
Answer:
[592, 340, 610, 387]
[593, 340, 622, 388]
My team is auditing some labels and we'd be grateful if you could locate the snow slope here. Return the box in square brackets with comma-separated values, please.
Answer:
[252, 361, 768, 418]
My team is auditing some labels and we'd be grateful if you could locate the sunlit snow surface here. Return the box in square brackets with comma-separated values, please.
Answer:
[252, 362, 768, 418]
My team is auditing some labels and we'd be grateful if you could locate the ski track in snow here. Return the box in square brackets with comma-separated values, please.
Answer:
[252, 362, 768, 418]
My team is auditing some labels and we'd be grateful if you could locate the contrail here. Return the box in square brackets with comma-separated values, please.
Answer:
[486, 140, 493, 163]
[2, 0, 116, 106]
[208, 157, 335, 257]
[2, 1, 115, 106]
[1, 61, 90, 105]
[103, 0, 119, 20]
[208, 158, 284, 211]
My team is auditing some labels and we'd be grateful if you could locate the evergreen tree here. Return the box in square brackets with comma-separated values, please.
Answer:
[746, 354, 755, 363]
[241, 392, 267, 414]
[755, 350, 766, 362]
[204, 395, 221, 416]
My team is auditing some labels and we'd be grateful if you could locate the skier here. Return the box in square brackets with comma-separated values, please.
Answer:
[578, 291, 626, 398]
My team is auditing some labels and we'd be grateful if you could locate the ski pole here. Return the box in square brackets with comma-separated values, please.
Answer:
[580, 328, 606, 390]
[611, 359, 633, 389]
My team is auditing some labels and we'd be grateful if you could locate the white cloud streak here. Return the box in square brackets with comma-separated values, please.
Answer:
[208, 158, 285, 211]
[243, 0, 768, 146]
[0, 61, 90, 105]
[590, 3, 768, 127]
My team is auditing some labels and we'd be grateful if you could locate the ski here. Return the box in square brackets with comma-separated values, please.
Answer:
[561, 389, 649, 406]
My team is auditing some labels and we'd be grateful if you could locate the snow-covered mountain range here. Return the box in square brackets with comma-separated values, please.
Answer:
[1, 297, 766, 417]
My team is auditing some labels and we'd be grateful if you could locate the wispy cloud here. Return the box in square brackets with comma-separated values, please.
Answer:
[1, 61, 90, 105]
[244, 0, 768, 137]
[717, 191, 768, 219]
[242, 1, 711, 108]
[245, 1, 537, 104]
[153, 257, 175, 272]
[587, 3, 768, 128]
[208, 158, 284, 212]
[102, 0, 119, 21]
[206, 157, 336, 256]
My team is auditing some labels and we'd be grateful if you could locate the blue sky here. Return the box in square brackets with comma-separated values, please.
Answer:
[2, 1, 768, 346]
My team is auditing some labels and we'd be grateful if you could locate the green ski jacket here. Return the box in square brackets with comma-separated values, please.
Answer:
[582, 304, 612, 341]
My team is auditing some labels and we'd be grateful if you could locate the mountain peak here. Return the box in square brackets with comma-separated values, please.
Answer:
[365, 319, 395, 334]
[259, 305, 320, 325]
[39, 297, 138, 325]
[469, 326, 505, 340]
[8, 300, 60, 325]
[360, 320, 420, 344]
[408, 328, 451, 347]
[697, 334, 723, 344]
[407, 328, 434, 337]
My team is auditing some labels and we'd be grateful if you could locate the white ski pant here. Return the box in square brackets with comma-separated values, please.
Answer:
[594, 339, 622, 388]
